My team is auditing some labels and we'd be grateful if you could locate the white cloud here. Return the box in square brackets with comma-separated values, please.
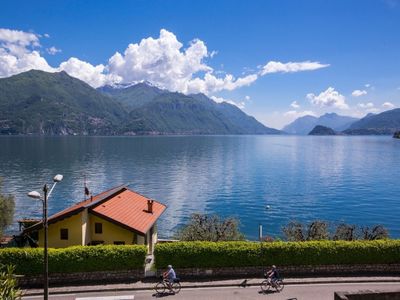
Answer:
[290, 100, 300, 109]
[59, 57, 121, 88]
[358, 102, 374, 109]
[351, 89, 367, 97]
[210, 95, 245, 109]
[46, 46, 61, 55]
[44, 33, 50, 38]
[357, 102, 380, 113]
[382, 102, 395, 109]
[0, 28, 40, 50]
[245, 95, 250, 101]
[260, 60, 329, 75]
[106, 29, 260, 95]
[307, 87, 349, 110]
[0, 27, 329, 94]
[365, 83, 371, 88]
[0, 28, 55, 77]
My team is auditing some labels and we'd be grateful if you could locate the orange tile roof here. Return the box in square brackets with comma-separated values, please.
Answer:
[24, 185, 166, 235]
[91, 189, 166, 234]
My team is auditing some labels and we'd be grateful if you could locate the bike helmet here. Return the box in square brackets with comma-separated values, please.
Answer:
[167, 265, 172, 269]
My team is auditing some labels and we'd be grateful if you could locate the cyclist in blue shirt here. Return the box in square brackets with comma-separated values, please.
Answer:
[163, 265, 176, 293]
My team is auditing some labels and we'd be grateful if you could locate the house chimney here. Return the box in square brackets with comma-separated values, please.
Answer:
[147, 200, 154, 213]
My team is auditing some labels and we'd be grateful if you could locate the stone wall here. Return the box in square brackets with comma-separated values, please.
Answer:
[18, 269, 144, 288]
[157, 264, 400, 279]
[18, 264, 400, 287]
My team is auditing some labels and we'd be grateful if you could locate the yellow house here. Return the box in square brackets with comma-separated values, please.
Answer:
[23, 185, 166, 253]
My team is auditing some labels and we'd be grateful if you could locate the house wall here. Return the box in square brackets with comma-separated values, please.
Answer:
[38, 213, 83, 248]
[37, 212, 154, 248]
[89, 214, 138, 245]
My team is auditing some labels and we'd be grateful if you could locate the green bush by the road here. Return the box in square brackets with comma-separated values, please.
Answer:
[0, 245, 146, 275]
[154, 240, 400, 269]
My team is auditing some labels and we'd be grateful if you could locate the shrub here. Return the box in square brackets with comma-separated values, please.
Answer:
[0, 264, 22, 300]
[0, 245, 147, 275]
[154, 240, 400, 269]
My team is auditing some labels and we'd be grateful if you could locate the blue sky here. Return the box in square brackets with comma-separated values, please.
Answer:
[1, 0, 400, 128]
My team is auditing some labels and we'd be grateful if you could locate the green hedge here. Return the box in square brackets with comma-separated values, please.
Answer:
[0, 245, 147, 275]
[154, 240, 400, 269]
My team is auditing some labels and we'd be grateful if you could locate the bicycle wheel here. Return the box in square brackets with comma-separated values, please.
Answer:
[260, 279, 271, 292]
[172, 282, 181, 294]
[275, 280, 284, 292]
[155, 282, 165, 294]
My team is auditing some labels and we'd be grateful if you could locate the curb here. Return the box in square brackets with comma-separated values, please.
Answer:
[22, 278, 400, 296]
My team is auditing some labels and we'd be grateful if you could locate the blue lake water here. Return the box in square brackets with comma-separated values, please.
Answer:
[0, 135, 399, 240]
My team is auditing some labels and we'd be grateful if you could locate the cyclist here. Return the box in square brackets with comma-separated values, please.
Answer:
[163, 265, 176, 293]
[266, 265, 279, 287]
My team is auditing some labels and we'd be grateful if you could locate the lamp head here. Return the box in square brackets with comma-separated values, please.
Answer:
[28, 191, 42, 199]
[53, 174, 63, 182]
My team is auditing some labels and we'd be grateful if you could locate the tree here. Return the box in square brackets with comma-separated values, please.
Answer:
[361, 225, 389, 240]
[283, 220, 389, 241]
[333, 223, 356, 241]
[282, 221, 305, 241]
[175, 213, 245, 241]
[306, 220, 329, 240]
[0, 178, 15, 238]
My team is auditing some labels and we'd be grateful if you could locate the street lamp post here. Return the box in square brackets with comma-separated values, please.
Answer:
[28, 174, 63, 300]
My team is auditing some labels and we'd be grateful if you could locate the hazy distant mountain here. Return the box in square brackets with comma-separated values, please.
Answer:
[0, 70, 280, 135]
[308, 125, 337, 135]
[343, 108, 400, 135]
[283, 113, 358, 135]
[282, 115, 318, 135]
[0, 70, 125, 135]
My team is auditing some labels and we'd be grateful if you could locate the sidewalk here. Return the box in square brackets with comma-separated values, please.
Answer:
[22, 276, 400, 296]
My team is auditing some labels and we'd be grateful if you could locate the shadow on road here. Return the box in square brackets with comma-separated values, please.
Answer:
[152, 291, 176, 298]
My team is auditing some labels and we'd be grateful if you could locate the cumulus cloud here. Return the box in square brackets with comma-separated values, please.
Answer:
[290, 101, 300, 109]
[382, 102, 395, 109]
[46, 46, 61, 55]
[0, 28, 55, 77]
[260, 61, 329, 75]
[352, 89, 367, 97]
[59, 57, 121, 88]
[0, 27, 330, 95]
[307, 87, 349, 110]
[107, 29, 259, 94]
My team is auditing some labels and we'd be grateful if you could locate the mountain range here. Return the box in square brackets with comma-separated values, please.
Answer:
[343, 109, 400, 135]
[283, 113, 358, 135]
[0, 70, 280, 135]
[284, 110, 400, 135]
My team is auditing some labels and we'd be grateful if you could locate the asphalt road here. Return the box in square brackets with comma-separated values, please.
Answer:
[22, 282, 400, 300]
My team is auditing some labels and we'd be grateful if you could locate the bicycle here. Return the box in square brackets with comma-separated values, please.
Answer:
[260, 275, 284, 293]
[154, 276, 181, 294]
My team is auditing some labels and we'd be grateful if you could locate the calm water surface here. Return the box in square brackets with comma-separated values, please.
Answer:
[0, 135, 399, 240]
